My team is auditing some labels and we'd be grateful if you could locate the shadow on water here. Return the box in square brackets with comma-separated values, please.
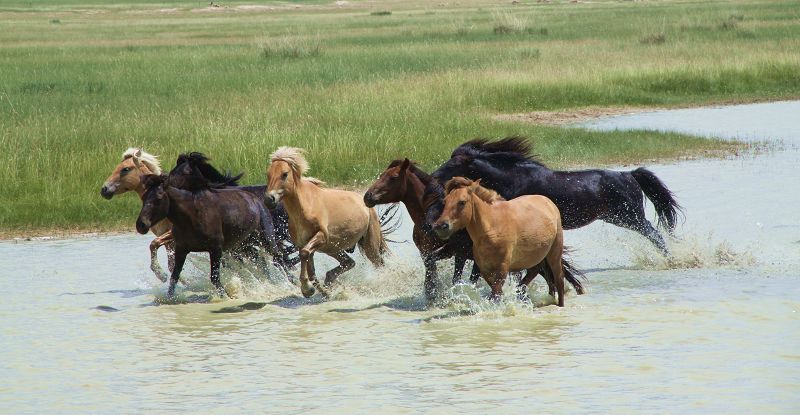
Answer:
[61, 289, 150, 298]
[211, 302, 268, 314]
[267, 295, 328, 309]
[328, 295, 429, 314]
[92, 305, 121, 312]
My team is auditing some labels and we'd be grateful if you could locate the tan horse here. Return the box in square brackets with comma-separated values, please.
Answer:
[265, 147, 390, 298]
[101, 148, 174, 281]
[432, 177, 583, 306]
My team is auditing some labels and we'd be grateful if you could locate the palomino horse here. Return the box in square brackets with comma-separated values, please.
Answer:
[265, 147, 392, 298]
[364, 159, 479, 300]
[101, 148, 174, 281]
[136, 161, 283, 299]
[432, 177, 584, 306]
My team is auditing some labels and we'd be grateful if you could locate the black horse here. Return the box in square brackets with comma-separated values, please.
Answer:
[170, 152, 298, 269]
[425, 137, 681, 255]
[136, 161, 286, 299]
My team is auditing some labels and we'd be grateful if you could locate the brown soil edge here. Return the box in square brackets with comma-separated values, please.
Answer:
[3, 97, 794, 241]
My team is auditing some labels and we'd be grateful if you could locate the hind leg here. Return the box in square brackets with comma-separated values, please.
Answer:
[605, 206, 669, 256]
[324, 251, 356, 287]
[545, 250, 565, 307]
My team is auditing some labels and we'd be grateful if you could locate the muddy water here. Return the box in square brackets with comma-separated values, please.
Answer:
[2, 101, 799, 413]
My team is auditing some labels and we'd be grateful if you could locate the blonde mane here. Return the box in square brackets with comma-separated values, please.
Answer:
[270, 146, 309, 175]
[444, 177, 505, 204]
[122, 147, 162, 175]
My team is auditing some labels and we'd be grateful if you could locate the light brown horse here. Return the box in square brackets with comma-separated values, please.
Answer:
[101, 148, 175, 281]
[265, 147, 390, 298]
[432, 177, 583, 306]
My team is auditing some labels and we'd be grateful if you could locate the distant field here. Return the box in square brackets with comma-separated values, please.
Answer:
[1, 0, 798, 233]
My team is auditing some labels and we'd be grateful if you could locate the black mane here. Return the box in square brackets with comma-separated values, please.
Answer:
[175, 152, 243, 187]
[451, 136, 546, 167]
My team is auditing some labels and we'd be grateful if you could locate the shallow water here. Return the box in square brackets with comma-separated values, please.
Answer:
[2, 101, 799, 413]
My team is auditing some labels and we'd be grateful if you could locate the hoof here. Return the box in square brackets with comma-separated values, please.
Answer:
[301, 286, 316, 298]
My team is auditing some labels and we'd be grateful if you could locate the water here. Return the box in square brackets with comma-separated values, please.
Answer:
[2, 101, 799, 414]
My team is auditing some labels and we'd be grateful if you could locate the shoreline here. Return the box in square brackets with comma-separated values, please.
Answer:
[4, 97, 792, 242]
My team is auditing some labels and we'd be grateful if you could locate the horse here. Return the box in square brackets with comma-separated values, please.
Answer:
[432, 177, 584, 306]
[426, 136, 682, 256]
[170, 152, 298, 270]
[136, 161, 284, 299]
[265, 147, 394, 298]
[101, 148, 175, 281]
[102, 149, 298, 281]
[364, 158, 480, 300]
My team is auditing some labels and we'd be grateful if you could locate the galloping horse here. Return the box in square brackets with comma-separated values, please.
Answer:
[136, 161, 283, 299]
[426, 137, 682, 255]
[364, 159, 479, 300]
[101, 148, 174, 281]
[265, 147, 393, 298]
[433, 178, 583, 306]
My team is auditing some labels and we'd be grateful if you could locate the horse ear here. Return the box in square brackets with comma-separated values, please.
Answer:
[132, 155, 142, 168]
[468, 179, 481, 193]
[134, 148, 142, 158]
[399, 158, 411, 173]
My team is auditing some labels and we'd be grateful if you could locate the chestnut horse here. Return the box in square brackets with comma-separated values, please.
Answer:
[101, 148, 174, 281]
[364, 158, 479, 300]
[265, 147, 393, 298]
[432, 177, 584, 306]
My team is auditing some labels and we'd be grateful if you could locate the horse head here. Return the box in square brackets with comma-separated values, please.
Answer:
[364, 158, 412, 208]
[136, 174, 169, 234]
[101, 148, 162, 199]
[266, 146, 309, 209]
[431, 177, 482, 240]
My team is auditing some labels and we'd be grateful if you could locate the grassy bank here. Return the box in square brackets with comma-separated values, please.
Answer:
[1, 0, 798, 233]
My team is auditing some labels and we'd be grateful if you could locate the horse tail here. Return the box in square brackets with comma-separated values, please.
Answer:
[561, 249, 586, 295]
[631, 167, 682, 233]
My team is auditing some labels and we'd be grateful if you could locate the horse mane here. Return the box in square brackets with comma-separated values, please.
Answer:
[444, 177, 505, 204]
[141, 173, 166, 189]
[122, 147, 162, 175]
[270, 146, 310, 176]
[303, 177, 326, 187]
[451, 136, 546, 167]
[175, 152, 242, 186]
[387, 159, 435, 187]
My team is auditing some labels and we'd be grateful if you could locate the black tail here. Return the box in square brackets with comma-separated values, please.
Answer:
[562, 255, 586, 295]
[377, 203, 404, 243]
[631, 167, 682, 233]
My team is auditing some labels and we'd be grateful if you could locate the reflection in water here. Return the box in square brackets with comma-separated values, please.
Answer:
[1, 101, 799, 413]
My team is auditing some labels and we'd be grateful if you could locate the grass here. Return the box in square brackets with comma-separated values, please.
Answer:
[0, 0, 799, 234]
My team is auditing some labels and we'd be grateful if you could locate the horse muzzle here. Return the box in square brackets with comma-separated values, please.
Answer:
[363, 191, 378, 208]
[264, 192, 281, 210]
[432, 222, 453, 240]
[100, 184, 116, 200]
[135, 218, 150, 235]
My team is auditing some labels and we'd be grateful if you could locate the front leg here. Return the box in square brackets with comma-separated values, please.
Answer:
[422, 255, 440, 302]
[324, 251, 356, 287]
[485, 266, 508, 301]
[299, 231, 327, 298]
[209, 248, 230, 299]
[167, 247, 188, 299]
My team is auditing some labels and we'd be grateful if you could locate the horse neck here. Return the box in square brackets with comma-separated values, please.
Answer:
[164, 187, 197, 230]
[281, 179, 320, 223]
[400, 173, 429, 226]
[134, 164, 155, 199]
[464, 194, 495, 239]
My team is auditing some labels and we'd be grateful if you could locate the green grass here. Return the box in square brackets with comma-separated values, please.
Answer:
[1, 0, 799, 233]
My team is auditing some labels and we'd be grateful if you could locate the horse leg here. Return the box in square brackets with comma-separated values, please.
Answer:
[324, 251, 356, 288]
[468, 262, 481, 285]
[545, 247, 566, 307]
[299, 231, 327, 298]
[452, 254, 467, 285]
[167, 248, 188, 299]
[516, 264, 546, 299]
[209, 248, 230, 299]
[486, 265, 508, 301]
[605, 205, 670, 256]
[149, 237, 168, 283]
[422, 254, 439, 302]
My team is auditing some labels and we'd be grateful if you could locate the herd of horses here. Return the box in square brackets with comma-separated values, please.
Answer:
[101, 137, 681, 306]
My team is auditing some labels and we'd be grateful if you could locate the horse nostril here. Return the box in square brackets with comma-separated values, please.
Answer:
[435, 222, 449, 230]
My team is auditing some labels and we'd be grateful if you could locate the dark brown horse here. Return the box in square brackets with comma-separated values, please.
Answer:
[136, 162, 284, 299]
[364, 159, 479, 300]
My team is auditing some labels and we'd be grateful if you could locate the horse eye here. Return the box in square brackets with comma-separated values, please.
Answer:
[281, 172, 289, 180]
[121, 167, 131, 174]
[457, 200, 466, 208]
[389, 175, 399, 181]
